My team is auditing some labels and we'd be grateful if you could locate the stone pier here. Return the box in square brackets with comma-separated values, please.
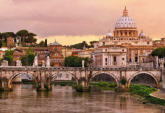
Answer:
[162, 69, 165, 89]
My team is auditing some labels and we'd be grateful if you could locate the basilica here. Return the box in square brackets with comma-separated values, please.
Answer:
[93, 7, 165, 67]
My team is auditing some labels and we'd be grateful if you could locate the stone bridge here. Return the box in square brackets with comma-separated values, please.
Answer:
[0, 66, 163, 91]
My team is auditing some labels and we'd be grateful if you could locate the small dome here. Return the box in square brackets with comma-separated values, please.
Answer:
[106, 32, 113, 37]
[49, 40, 61, 46]
[139, 31, 145, 37]
[115, 7, 136, 29]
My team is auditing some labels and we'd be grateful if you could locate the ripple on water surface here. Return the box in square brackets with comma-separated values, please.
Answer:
[0, 84, 165, 113]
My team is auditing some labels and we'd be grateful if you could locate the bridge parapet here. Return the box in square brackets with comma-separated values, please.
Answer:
[0, 66, 161, 71]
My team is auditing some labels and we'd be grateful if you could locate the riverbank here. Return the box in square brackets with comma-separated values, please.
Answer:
[130, 84, 165, 106]
[54, 81, 165, 106]
[150, 89, 165, 100]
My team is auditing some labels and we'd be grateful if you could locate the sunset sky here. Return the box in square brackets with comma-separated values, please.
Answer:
[0, 0, 165, 45]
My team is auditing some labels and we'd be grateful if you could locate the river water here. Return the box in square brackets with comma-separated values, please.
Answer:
[0, 84, 165, 113]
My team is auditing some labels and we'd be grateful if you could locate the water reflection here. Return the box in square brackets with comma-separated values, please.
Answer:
[0, 84, 164, 113]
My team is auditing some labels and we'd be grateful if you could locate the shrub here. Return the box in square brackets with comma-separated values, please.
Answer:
[120, 79, 127, 85]
[76, 85, 83, 92]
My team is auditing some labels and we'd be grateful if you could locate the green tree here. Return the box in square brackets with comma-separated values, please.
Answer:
[45, 39, 47, 47]
[38, 41, 45, 47]
[151, 48, 165, 58]
[89, 41, 98, 48]
[3, 50, 14, 65]
[16, 30, 37, 44]
[69, 41, 89, 49]
[0, 40, 2, 48]
[27, 32, 37, 43]
[0, 32, 2, 40]
[64, 56, 90, 67]
[69, 41, 97, 49]
[21, 49, 35, 66]
[2, 32, 16, 42]
[16, 30, 29, 42]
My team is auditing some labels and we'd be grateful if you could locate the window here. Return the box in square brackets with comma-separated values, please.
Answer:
[105, 58, 108, 62]
[135, 57, 138, 62]
[114, 56, 116, 62]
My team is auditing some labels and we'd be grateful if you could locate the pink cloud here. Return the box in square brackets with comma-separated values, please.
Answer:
[0, 0, 164, 40]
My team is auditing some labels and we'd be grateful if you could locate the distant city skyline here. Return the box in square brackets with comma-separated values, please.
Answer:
[0, 0, 165, 45]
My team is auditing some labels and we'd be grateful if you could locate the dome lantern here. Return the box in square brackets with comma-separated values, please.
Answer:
[123, 6, 128, 16]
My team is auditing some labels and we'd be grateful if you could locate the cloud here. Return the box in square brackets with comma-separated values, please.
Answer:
[0, 0, 165, 44]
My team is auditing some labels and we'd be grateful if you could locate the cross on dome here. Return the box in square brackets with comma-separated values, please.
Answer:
[123, 6, 128, 16]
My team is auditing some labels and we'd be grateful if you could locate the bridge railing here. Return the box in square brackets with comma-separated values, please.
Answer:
[0, 66, 161, 71]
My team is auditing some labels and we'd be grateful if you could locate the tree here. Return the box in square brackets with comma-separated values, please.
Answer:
[1, 32, 16, 42]
[16, 30, 29, 42]
[27, 32, 37, 43]
[0, 32, 2, 40]
[69, 41, 97, 49]
[3, 50, 14, 65]
[38, 41, 45, 47]
[89, 41, 98, 48]
[151, 48, 165, 58]
[64, 56, 90, 67]
[21, 49, 35, 66]
[0, 40, 2, 48]
[16, 30, 37, 44]
[45, 39, 47, 47]
[69, 41, 88, 49]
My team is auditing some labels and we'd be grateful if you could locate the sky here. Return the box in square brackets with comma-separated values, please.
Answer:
[0, 0, 165, 45]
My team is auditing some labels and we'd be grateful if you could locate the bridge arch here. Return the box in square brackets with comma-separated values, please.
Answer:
[8, 72, 36, 87]
[51, 72, 76, 82]
[91, 72, 119, 87]
[128, 71, 159, 87]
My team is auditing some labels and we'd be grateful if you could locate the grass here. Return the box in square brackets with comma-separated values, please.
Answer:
[90, 81, 117, 90]
[130, 84, 165, 106]
[53, 81, 76, 87]
[53, 81, 117, 91]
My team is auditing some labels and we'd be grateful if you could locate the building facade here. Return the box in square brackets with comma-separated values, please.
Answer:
[13, 40, 64, 67]
[49, 41, 64, 67]
[7, 37, 15, 48]
[93, 7, 165, 67]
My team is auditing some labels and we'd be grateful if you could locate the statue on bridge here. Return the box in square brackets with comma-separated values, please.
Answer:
[82, 60, 85, 68]
[42, 60, 46, 67]
[16, 60, 22, 67]
[1, 60, 8, 67]
[46, 56, 50, 67]
[33, 55, 38, 67]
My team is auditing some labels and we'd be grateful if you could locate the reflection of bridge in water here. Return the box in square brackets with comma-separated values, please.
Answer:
[0, 66, 164, 91]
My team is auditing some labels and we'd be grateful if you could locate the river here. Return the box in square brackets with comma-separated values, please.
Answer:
[0, 84, 165, 113]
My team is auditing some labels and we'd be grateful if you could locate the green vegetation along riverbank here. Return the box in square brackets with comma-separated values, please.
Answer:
[130, 84, 165, 106]
[90, 81, 117, 90]
[53, 81, 117, 90]
[53, 81, 165, 106]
